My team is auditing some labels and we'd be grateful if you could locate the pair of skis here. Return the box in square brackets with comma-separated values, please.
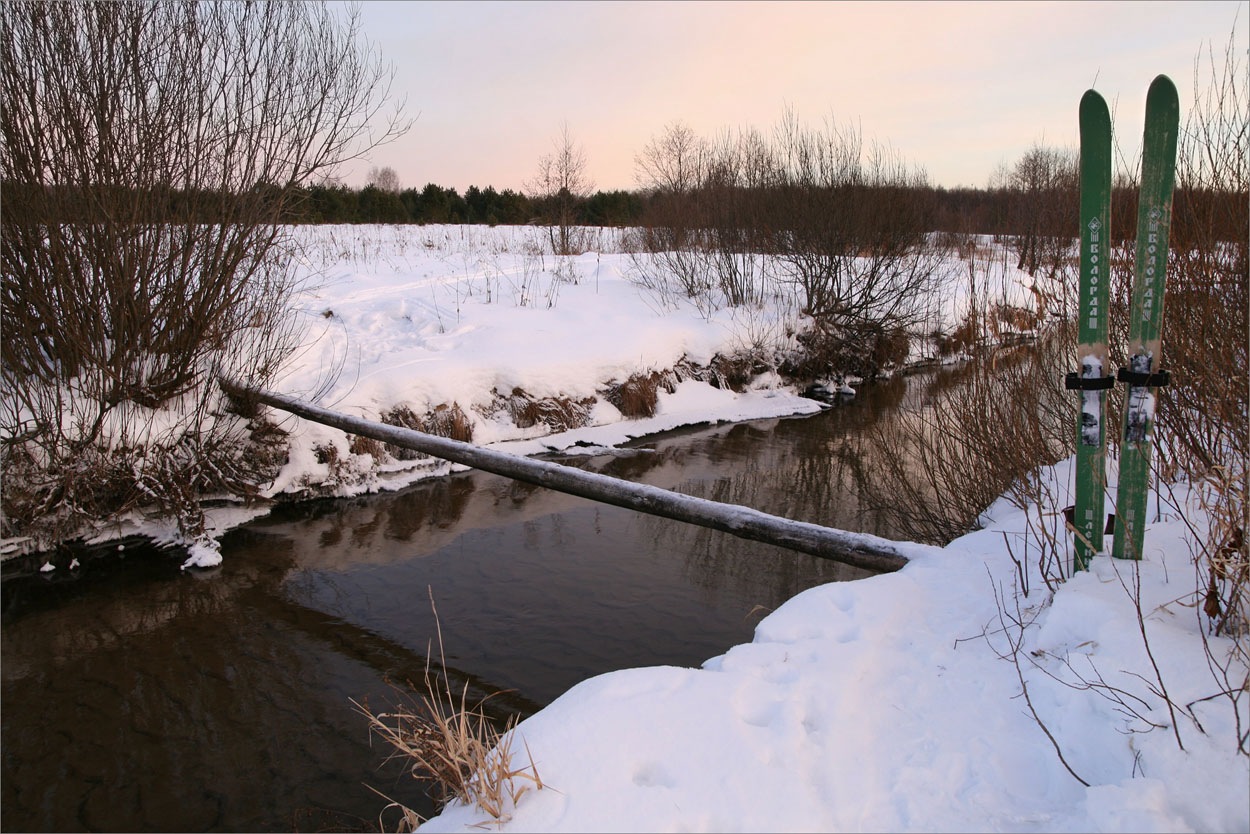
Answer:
[1069, 75, 1179, 571]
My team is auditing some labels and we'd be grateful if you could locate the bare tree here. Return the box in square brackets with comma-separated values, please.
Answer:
[630, 122, 711, 291]
[995, 142, 1080, 284]
[528, 122, 594, 256]
[635, 121, 706, 195]
[0, 0, 409, 547]
[368, 165, 402, 193]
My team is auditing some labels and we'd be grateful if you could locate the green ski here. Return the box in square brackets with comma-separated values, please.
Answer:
[1067, 89, 1113, 571]
[1111, 74, 1180, 561]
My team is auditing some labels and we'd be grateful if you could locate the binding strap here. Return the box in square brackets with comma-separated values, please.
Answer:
[1116, 368, 1170, 387]
[1065, 373, 1116, 391]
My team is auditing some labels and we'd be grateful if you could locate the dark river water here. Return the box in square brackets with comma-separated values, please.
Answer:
[2, 374, 935, 832]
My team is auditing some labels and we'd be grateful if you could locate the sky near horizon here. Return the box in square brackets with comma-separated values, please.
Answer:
[341, 1, 1245, 194]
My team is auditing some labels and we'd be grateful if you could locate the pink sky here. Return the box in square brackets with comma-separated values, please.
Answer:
[342, 0, 1243, 193]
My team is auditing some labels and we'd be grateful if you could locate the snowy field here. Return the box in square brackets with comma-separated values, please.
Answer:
[263, 224, 820, 498]
[237, 226, 1242, 833]
[255, 224, 1024, 507]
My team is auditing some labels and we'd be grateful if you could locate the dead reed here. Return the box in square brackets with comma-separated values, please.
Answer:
[601, 371, 673, 418]
[477, 387, 596, 433]
[380, 403, 474, 461]
[353, 590, 545, 831]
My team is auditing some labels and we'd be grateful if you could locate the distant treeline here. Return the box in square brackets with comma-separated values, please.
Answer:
[287, 182, 1250, 245]
[926, 184, 1247, 245]
[293, 183, 646, 227]
[2, 180, 1244, 244]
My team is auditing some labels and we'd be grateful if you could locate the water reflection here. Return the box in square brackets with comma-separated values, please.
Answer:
[3, 374, 938, 832]
[2, 541, 427, 831]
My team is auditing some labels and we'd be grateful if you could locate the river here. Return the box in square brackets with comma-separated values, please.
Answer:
[2, 372, 946, 832]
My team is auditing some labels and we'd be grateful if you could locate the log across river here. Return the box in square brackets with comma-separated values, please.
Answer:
[226, 382, 913, 574]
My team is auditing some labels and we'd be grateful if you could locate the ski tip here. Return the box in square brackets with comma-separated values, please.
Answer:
[1147, 74, 1179, 109]
[1080, 89, 1110, 123]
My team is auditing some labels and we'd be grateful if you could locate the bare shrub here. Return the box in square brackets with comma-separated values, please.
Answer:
[873, 327, 912, 369]
[629, 113, 939, 377]
[696, 127, 777, 308]
[628, 123, 773, 313]
[769, 112, 941, 365]
[856, 332, 1075, 545]
[1159, 26, 1248, 744]
[783, 321, 913, 383]
[0, 0, 407, 545]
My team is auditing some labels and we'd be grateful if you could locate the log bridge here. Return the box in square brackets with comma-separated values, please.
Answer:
[227, 383, 911, 574]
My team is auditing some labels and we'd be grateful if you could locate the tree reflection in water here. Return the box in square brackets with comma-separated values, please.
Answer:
[3, 370, 965, 833]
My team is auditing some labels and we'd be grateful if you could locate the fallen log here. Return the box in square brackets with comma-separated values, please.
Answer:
[226, 382, 911, 574]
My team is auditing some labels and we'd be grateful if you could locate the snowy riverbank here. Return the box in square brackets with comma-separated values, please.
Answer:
[263, 225, 837, 498]
[419, 456, 1248, 833]
[253, 224, 1011, 502]
[10, 223, 1031, 565]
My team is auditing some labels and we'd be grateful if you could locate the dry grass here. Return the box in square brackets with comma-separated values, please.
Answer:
[348, 433, 387, 460]
[601, 371, 674, 418]
[381, 403, 474, 461]
[353, 591, 546, 831]
[480, 387, 596, 433]
[422, 403, 474, 443]
[313, 442, 339, 465]
[379, 405, 425, 461]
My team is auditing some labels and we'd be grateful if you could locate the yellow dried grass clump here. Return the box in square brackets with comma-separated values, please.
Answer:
[601, 370, 674, 418]
[353, 591, 546, 831]
[477, 387, 596, 433]
[379, 403, 475, 462]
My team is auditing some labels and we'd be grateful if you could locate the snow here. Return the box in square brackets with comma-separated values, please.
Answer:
[419, 458, 1248, 833]
[12, 225, 1240, 830]
[172, 226, 1245, 831]
[178, 536, 223, 570]
[262, 226, 1045, 505]
[265, 225, 836, 500]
